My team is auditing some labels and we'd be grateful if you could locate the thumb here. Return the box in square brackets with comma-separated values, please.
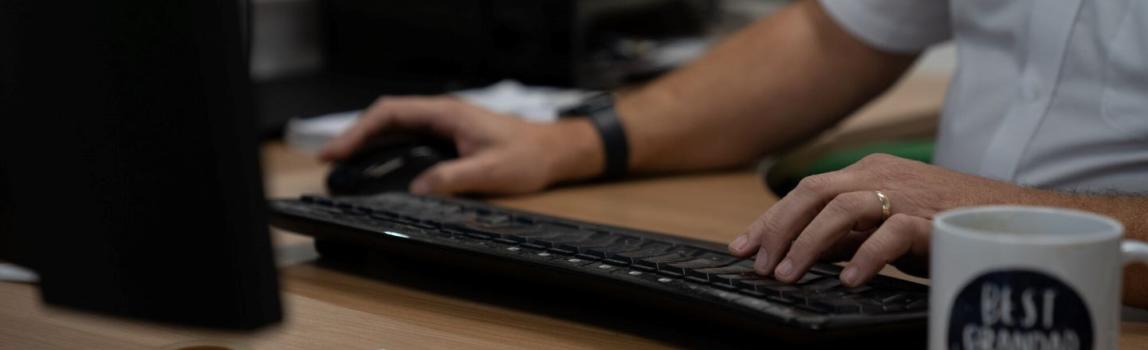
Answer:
[409, 154, 499, 195]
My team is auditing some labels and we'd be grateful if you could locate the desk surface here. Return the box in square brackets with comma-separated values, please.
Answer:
[3, 74, 1148, 349]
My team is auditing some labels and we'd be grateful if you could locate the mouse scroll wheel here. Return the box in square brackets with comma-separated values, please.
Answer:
[409, 146, 437, 158]
[362, 158, 405, 178]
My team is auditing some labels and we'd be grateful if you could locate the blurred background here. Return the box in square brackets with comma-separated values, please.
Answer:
[250, 0, 954, 140]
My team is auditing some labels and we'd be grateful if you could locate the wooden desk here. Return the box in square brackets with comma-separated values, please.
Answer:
[3, 73, 1147, 349]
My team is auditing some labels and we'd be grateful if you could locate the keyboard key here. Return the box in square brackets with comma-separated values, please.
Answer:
[616, 241, 676, 259]
[556, 234, 622, 254]
[634, 247, 702, 271]
[794, 303, 832, 315]
[560, 257, 596, 267]
[766, 294, 799, 305]
[808, 297, 862, 314]
[580, 236, 644, 260]
[809, 264, 842, 276]
[879, 292, 907, 304]
[709, 272, 761, 288]
[736, 278, 789, 297]
[463, 231, 495, 240]
[906, 298, 928, 311]
[594, 263, 619, 272]
[494, 237, 525, 245]
[802, 277, 841, 292]
[765, 285, 804, 299]
[661, 253, 740, 276]
[686, 260, 755, 282]
[523, 229, 597, 252]
[477, 214, 511, 225]
[521, 241, 551, 250]
[691, 260, 756, 275]
[856, 300, 890, 314]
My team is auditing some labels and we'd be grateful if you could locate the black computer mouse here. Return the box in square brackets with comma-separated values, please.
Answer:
[326, 133, 459, 196]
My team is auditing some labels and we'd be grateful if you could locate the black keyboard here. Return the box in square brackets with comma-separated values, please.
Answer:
[269, 193, 928, 344]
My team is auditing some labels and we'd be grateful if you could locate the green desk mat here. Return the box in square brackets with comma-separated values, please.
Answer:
[765, 139, 934, 196]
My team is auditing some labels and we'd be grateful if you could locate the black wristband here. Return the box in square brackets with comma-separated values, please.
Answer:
[587, 103, 629, 180]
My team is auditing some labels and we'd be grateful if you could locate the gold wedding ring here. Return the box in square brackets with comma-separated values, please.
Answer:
[874, 191, 891, 221]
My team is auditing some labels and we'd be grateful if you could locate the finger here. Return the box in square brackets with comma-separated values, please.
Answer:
[729, 193, 812, 258]
[409, 152, 501, 195]
[839, 214, 931, 287]
[821, 230, 873, 263]
[321, 97, 465, 161]
[774, 191, 886, 282]
[734, 171, 866, 274]
[728, 210, 772, 257]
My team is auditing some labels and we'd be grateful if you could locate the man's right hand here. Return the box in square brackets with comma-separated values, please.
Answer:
[320, 96, 604, 195]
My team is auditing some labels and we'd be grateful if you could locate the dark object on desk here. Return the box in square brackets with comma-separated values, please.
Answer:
[269, 193, 929, 345]
[0, 0, 281, 329]
[327, 133, 459, 196]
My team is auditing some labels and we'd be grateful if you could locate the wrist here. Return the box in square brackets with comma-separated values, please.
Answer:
[540, 119, 604, 184]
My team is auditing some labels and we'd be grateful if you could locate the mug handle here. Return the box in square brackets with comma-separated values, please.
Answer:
[1122, 240, 1148, 264]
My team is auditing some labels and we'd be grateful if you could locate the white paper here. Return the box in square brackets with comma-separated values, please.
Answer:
[285, 80, 593, 153]
[0, 263, 38, 283]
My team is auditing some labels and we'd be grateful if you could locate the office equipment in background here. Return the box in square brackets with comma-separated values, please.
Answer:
[0, 0, 282, 329]
[269, 193, 929, 345]
[255, 0, 716, 137]
[322, 0, 715, 89]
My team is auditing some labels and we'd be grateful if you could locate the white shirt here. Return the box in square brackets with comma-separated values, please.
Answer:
[821, 0, 1148, 194]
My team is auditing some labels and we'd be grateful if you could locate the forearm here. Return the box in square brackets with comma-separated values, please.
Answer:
[614, 0, 917, 174]
[1026, 192, 1148, 307]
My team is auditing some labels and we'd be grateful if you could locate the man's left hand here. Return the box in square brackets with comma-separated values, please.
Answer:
[727, 154, 1041, 287]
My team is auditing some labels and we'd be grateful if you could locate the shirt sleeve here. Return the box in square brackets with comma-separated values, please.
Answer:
[819, 0, 952, 53]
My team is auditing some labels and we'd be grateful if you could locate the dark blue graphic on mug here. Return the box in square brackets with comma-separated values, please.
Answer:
[948, 270, 1092, 350]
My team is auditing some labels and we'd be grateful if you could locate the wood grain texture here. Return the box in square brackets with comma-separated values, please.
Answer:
[3, 72, 1146, 348]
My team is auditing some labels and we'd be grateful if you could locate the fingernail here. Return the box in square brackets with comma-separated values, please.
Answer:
[729, 235, 748, 252]
[775, 259, 794, 278]
[410, 178, 431, 194]
[841, 266, 859, 286]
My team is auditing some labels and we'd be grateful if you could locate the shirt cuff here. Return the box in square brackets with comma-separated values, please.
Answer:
[819, 0, 952, 54]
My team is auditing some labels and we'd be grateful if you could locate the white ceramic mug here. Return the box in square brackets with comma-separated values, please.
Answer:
[929, 206, 1148, 350]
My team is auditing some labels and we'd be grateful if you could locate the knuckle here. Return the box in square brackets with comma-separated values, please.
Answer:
[786, 239, 814, 262]
[826, 193, 865, 215]
[822, 199, 850, 217]
[795, 173, 833, 195]
[858, 236, 896, 263]
[860, 153, 896, 164]
[743, 213, 773, 240]
[885, 213, 915, 231]
[433, 96, 466, 112]
[757, 216, 788, 243]
[427, 167, 453, 184]
[854, 250, 890, 270]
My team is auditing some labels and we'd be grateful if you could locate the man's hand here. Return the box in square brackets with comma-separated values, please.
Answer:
[727, 154, 1041, 287]
[320, 96, 603, 195]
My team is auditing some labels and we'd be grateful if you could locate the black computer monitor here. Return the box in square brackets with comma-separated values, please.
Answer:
[0, 0, 282, 329]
